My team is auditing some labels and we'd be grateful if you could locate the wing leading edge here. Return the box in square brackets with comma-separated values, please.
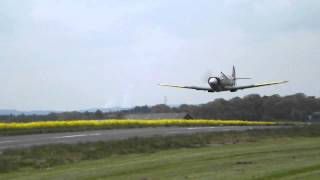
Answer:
[159, 84, 212, 91]
[226, 81, 289, 91]
[159, 81, 288, 92]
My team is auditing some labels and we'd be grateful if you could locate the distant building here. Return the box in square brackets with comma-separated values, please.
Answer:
[308, 112, 320, 123]
[124, 113, 193, 120]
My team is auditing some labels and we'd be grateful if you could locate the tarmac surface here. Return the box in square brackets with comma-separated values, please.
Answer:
[0, 126, 284, 151]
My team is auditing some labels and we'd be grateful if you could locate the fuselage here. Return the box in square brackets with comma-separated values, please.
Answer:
[220, 75, 235, 86]
[208, 74, 236, 92]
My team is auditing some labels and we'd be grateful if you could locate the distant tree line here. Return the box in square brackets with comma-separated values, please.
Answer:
[0, 93, 319, 122]
[0, 110, 114, 123]
[124, 93, 320, 121]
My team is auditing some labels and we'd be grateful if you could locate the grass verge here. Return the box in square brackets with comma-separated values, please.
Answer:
[1, 127, 320, 179]
[0, 125, 319, 174]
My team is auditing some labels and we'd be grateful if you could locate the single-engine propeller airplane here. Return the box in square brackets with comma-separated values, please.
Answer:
[159, 66, 288, 93]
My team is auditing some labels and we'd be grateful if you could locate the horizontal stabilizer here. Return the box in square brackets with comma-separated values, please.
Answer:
[236, 78, 251, 80]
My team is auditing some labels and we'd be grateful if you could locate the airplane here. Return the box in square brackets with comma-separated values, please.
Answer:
[159, 66, 288, 93]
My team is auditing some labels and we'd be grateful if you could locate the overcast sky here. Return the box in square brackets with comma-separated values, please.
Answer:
[1, 0, 320, 111]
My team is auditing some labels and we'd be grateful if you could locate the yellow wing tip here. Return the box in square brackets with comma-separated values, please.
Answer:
[277, 80, 289, 84]
[159, 84, 170, 87]
[255, 80, 289, 86]
[159, 84, 188, 89]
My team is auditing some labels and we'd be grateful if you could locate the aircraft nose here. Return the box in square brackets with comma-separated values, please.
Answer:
[209, 78, 218, 84]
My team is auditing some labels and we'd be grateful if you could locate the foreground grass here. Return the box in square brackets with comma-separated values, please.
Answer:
[0, 126, 319, 174]
[0, 119, 276, 136]
[1, 135, 320, 180]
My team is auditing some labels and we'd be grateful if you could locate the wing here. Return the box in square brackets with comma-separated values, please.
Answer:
[159, 84, 213, 91]
[226, 81, 288, 91]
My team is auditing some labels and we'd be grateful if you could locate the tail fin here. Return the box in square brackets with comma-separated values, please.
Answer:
[233, 66, 251, 80]
[232, 65, 236, 80]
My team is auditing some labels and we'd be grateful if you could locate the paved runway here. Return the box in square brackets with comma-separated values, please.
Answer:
[0, 126, 284, 151]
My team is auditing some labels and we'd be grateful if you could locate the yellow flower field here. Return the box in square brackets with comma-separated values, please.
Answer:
[0, 119, 275, 130]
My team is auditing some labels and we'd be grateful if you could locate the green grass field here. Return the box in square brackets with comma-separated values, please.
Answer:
[2, 136, 320, 180]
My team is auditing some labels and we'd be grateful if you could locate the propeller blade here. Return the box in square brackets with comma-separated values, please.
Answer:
[202, 70, 214, 83]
